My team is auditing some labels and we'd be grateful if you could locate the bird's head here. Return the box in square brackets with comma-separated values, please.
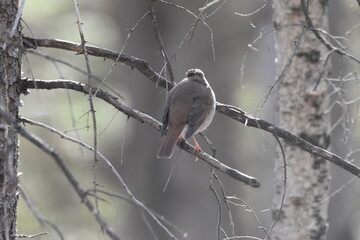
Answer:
[186, 69, 208, 85]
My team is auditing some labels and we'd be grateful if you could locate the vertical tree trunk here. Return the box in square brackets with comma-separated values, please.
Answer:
[272, 0, 330, 239]
[0, 0, 21, 239]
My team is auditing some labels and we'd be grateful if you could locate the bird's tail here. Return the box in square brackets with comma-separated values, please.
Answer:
[157, 127, 183, 158]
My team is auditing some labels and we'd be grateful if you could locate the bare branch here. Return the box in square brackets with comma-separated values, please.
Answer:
[301, 0, 360, 64]
[209, 170, 222, 240]
[226, 196, 268, 239]
[18, 187, 64, 240]
[234, 0, 271, 17]
[93, 10, 151, 98]
[266, 134, 287, 239]
[223, 235, 262, 240]
[212, 172, 235, 237]
[21, 38, 360, 180]
[20, 117, 178, 240]
[22, 37, 172, 90]
[215, 103, 360, 177]
[0, 108, 122, 240]
[71, 0, 100, 213]
[18, 78, 260, 187]
[149, 2, 175, 83]
[94, 190, 188, 238]
[256, 26, 307, 113]
[26, 49, 124, 99]
[16, 232, 48, 239]
[120, 116, 130, 165]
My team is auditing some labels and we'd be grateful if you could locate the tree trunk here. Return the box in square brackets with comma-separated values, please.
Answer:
[272, 0, 330, 239]
[0, 0, 22, 239]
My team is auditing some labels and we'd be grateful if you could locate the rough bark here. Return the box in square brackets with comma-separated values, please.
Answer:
[0, 0, 21, 239]
[272, 0, 330, 239]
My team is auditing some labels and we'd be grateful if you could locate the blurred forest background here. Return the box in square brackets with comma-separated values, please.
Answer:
[18, 0, 360, 239]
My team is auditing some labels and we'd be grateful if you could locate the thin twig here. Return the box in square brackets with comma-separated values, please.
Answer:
[313, 49, 335, 91]
[26, 49, 124, 99]
[321, 175, 357, 203]
[198, 0, 222, 11]
[140, 211, 160, 240]
[18, 187, 64, 240]
[95, 190, 189, 238]
[209, 170, 222, 240]
[149, 2, 174, 83]
[119, 11, 151, 57]
[71, 0, 100, 214]
[226, 196, 268, 238]
[16, 232, 48, 239]
[223, 236, 262, 240]
[46, 56, 85, 157]
[98, 111, 120, 136]
[301, 0, 360, 64]
[154, 0, 216, 61]
[265, 134, 287, 239]
[202, 0, 228, 20]
[19, 117, 178, 239]
[234, 0, 271, 17]
[212, 172, 235, 237]
[94, 10, 151, 97]
[255, 26, 307, 114]
[120, 116, 130, 165]
[199, 132, 217, 157]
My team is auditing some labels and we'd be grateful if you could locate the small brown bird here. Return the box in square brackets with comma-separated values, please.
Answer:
[157, 69, 216, 158]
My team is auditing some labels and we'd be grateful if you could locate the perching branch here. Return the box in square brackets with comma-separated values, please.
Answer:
[18, 78, 260, 188]
[216, 103, 360, 177]
[21, 37, 360, 180]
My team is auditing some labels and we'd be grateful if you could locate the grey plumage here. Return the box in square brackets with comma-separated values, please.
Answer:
[157, 69, 216, 158]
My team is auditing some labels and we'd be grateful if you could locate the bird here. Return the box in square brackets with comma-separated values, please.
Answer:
[157, 68, 216, 158]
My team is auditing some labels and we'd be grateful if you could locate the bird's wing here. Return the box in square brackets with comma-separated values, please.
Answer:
[160, 102, 170, 137]
[184, 96, 212, 140]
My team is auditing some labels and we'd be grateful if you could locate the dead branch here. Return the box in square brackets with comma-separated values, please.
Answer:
[300, 0, 360, 64]
[19, 117, 178, 239]
[216, 103, 360, 177]
[0, 107, 122, 240]
[22, 37, 172, 90]
[18, 78, 260, 188]
[21, 37, 360, 180]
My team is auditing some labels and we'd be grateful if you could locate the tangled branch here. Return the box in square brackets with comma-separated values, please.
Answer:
[21, 37, 360, 181]
[18, 78, 260, 188]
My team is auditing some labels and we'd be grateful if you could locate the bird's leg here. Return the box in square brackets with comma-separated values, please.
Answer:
[192, 136, 202, 151]
[178, 136, 202, 160]
[192, 136, 203, 161]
